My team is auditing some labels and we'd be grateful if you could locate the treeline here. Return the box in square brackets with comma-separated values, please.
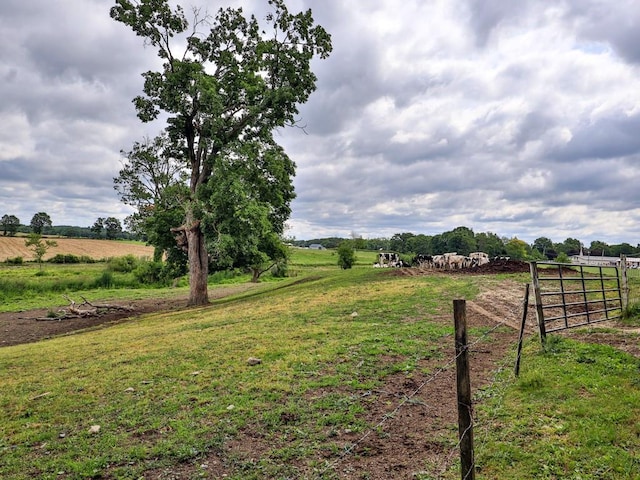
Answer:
[293, 226, 640, 261]
[1, 212, 137, 240]
[5, 224, 137, 240]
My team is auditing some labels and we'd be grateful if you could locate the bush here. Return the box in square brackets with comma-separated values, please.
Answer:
[337, 242, 356, 269]
[94, 271, 115, 288]
[5, 256, 23, 265]
[133, 260, 165, 285]
[107, 255, 139, 273]
[48, 254, 81, 264]
[270, 261, 289, 278]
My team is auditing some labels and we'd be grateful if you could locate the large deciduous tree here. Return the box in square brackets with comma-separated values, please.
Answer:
[104, 217, 123, 240]
[30, 212, 52, 235]
[1, 214, 20, 236]
[111, 0, 331, 305]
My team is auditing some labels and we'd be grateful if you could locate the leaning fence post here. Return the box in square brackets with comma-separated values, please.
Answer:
[514, 284, 530, 377]
[453, 299, 475, 480]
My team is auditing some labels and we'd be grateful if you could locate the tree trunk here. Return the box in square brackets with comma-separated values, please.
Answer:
[185, 218, 209, 306]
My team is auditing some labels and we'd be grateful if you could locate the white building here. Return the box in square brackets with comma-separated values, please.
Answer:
[570, 255, 640, 268]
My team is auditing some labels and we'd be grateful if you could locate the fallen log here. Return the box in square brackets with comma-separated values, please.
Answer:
[32, 296, 135, 321]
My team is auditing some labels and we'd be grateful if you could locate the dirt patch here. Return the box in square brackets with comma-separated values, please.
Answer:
[145, 280, 529, 480]
[0, 284, 256, 348]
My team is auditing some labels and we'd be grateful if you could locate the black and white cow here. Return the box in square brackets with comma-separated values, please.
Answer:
[412, 254, 433, 268]
[375, 252, 401, 267]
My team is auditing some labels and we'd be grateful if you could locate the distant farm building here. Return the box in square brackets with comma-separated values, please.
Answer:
[308, 244, 325, 250]
[569, 255, 640, 268]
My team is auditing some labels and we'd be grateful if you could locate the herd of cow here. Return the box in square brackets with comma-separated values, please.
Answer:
[374, 251, 495, 270]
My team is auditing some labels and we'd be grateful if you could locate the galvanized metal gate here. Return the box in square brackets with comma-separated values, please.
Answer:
[529, 261, 627, 341]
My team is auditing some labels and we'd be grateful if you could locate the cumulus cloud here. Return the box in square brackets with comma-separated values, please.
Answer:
[1, 0, 639, 246]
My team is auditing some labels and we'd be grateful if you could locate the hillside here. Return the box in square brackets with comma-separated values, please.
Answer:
[0, 236, 154, 262]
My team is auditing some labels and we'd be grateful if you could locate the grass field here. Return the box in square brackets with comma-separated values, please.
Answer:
[1, 249, 639, 479]
[0, 237, 154, 262]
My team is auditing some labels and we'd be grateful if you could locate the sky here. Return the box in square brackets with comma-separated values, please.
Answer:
[2, 0, 640, 245]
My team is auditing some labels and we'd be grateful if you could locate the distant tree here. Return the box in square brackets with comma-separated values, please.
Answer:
[588, 240, 610, 256]
[610, 242, 635, 257]
[30, 212, 52, 234]
[532, 237, 554, 257]
[1, 214, 20, 236]
[504, 237, 530, 260]
[557, 237, 582, 256]
[475, 231, 505, 257]
[364, 237, 390, 251]
[407, 234, 432, 254]
[444, 226, 476, 255]
[91, 218, 105, 238]
[104, 217, 123, 240]
[351, 232, 366, 251]
[24, 233, 57, 270]
[430, 233, 447, 254]
[337, 241, 356, 269]
[389, 233, 415, 253]
[556, 252, 571, 263]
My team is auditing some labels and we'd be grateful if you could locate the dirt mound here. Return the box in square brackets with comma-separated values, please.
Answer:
[391, 259, 531, 276]
[472, 259, 530, 274]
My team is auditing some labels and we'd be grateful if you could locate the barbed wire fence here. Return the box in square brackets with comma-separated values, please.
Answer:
[312, 297, 529, 480]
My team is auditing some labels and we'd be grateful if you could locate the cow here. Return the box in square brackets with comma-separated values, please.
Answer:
[377, 252, 401, 267]
[447, 254, 469, 270]
[432, 254, 446, 268]
[469, 252, 490, 267]
[412, 254, 433, 268]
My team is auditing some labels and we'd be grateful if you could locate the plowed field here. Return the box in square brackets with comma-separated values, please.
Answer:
[0, 237, 154, 262]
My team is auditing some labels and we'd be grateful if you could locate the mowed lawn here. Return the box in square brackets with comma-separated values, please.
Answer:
[0, 237, 154, 262]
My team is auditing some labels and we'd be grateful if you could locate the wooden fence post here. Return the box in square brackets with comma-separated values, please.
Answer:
[453, 299, 475, 480]
[529, 262, 546, 344]
[514, 284, 530, 377]
[620, 254, 629, 311]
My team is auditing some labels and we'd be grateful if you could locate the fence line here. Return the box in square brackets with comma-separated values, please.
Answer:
[315, 314, 518, 479]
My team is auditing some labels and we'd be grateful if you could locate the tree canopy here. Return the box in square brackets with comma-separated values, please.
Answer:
[1, 214, 20, 236]
[111, 0, 332, 305]
[30, 212, 52, 235]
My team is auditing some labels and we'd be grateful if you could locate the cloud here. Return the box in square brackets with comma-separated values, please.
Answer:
[1, 0, 640, 246]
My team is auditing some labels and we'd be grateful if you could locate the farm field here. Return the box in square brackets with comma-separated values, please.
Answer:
[1, 251, 639, 479]
[0, 236, 154, 262]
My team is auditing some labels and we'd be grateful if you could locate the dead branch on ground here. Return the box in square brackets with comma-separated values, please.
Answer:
[33, 295, 134, 321]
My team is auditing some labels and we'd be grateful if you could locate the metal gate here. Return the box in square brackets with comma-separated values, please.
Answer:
[529, 261, 626, 341]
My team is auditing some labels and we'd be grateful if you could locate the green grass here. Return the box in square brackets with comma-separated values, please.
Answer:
[288, 246, 378, 268]
[0, 267, 475, 479]
[0, 248, 380, 312]
[1, 251, 639, 478]
[475, 336, 640, 480]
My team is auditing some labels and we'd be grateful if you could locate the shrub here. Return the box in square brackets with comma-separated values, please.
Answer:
[5, 256, 23, 265]
[94, 271, 115, 288]
[107, 255, 139, 273]
[270, 261, 289, 278]
[48, 254, 81, 264]
[133, 260, 165, 285]
[337, 242, 356, 269]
